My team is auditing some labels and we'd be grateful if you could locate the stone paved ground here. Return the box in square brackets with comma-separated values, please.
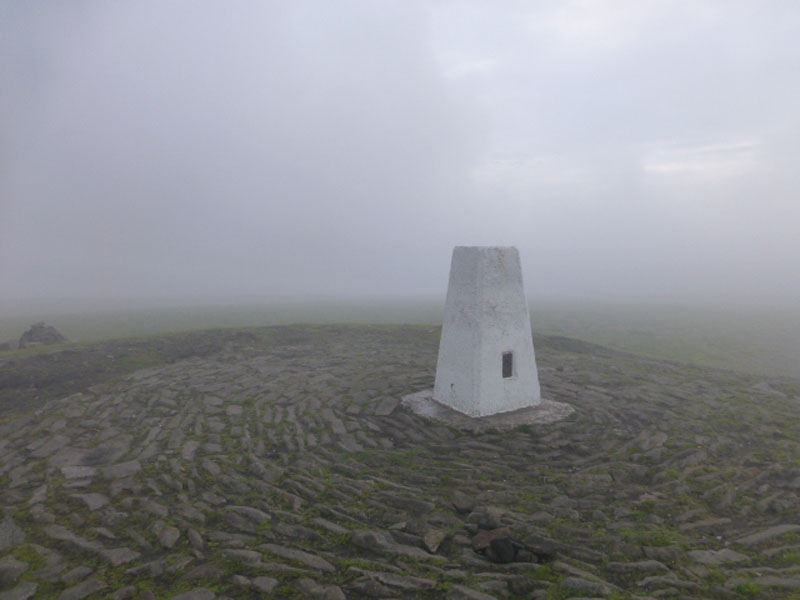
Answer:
[2, 324, 800, 599]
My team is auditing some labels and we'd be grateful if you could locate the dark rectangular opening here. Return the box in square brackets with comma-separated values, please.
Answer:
[502, 351, 513, 378]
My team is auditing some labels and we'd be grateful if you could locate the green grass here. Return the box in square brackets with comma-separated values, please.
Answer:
[13, 544, 47, 571]
[0, 298, 443, 343]
[534, 303, 800, 378]
[4, 300, 800, 378]
[735, 580, 762, 598]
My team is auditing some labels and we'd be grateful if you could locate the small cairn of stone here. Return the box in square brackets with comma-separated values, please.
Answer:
[16, 322, 67, 349]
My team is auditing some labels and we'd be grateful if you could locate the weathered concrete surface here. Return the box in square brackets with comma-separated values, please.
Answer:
[402, 389, 573, 431]
[433, 246, 541, 416]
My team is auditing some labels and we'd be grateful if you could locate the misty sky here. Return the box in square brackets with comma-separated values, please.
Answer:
[2, 1, 799, 309]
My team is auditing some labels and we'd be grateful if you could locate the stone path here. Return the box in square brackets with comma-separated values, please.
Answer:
[1, 324, 800, 599]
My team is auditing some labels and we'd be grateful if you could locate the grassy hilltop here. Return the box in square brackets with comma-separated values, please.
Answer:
[2, 301, 800, 377]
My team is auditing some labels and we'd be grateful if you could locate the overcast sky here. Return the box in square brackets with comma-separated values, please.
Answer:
[2, 1, 799, 310]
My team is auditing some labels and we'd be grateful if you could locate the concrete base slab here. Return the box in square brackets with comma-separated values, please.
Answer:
[401, 389, 574, 432]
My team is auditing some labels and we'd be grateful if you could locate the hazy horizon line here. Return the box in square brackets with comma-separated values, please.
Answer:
[2, 293, 799, 319]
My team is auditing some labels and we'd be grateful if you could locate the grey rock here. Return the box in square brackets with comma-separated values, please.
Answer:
[125, 527, 150, 549]
[143, 499, 169, 518]
[488, 536, 518, 564]
[247, 458, 285, 483]
[375, 490, 435, 515]
[158, 525, 181, 549]
[27, 483, 48, 504]
[187, 528, 205, 551]
[171, 590, 216, 600]
[29, 543, 63, 567]
[347, 568, 436, 591]
[182, 440, 200, 460]
[260, 543, 336, 572]
[30, 435, 70, 458]
[92, 526, 118, 541]
[561, 576, 612, 596]
[71, 493, 108, 511]
[182, 562, 224, 581]
[643, 545, 683, 562]
[111, 586, 136, 600]
[257, 561, 315, 577]
[57, 578, 107, 600]
[0, 582, 38, 600]
[0, 555, 28, 585]
[296, 578, 347, 599]
[310, 517, 348, 535]
[61, 566, 93, 584]
[373, 397, 399, 415]
[29, 506, 56, 524]
[251, 576, 279, 593]
[17, 322, 66, 348]
[222, 549, 262, 564]
[348, 576, 393, 597]
[446, 584, 500, 600]
[735, 524, 800, 546]
[637, 574, 702, 591]
[0, 515, 26, 552]
[466, 506, 506, 529]
[48, 447, 92, 469]
[321, 588, 346, 600]
[98, 547, 140, 567]
[479, 581, 509, 597]
[748, 575, 800, 589]
[471, 527, 511, 552]
[273, 522, 326, 544]
[201, 459, 221, 476]
[61, 466, 97, 480]
[224, 505, 270, 524]
[101, 460, 141, 479]
[351, 529, 443, 562]
[607, 560, 669, 573]
[689, 548, 749, 565]
[423, 529, 448, 553]
[125, 559, 165, 577]
[43, 524, 95, 549]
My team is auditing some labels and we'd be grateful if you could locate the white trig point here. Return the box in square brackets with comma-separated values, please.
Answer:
[433, 246, 541, 417]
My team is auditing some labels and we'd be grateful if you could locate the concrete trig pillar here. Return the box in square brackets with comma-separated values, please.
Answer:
[433, 246, 541, 417]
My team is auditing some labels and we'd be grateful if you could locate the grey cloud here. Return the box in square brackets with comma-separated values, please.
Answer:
[2, 1, 799, 310]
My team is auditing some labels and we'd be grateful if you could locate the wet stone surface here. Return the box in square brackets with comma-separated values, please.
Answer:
[1, 324, 800, 599]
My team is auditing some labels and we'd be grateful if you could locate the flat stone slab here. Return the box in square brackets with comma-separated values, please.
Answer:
[30, 434, 71, 458]
[735, 524, 800, 546]
[0, 554, 29, 585]
[401, 390, 574, 432]
[71, 493, 108, 511]
[0, 515, 26, 552]
[688, 548, 749, 565]
[171, 590, 215, 600]
[158, 525, 181, 549]
[101, 460, 141, 480]
[259, 543, 336, 573]
[374, 397, 400, 416]
[0, 581, 38, 600]
[58, 578, 107, 600]
[61, 466, 97, 480]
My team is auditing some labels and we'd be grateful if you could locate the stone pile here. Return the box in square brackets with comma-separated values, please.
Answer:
[15, 323, 67, 350]
[1, 324, 800, 599]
